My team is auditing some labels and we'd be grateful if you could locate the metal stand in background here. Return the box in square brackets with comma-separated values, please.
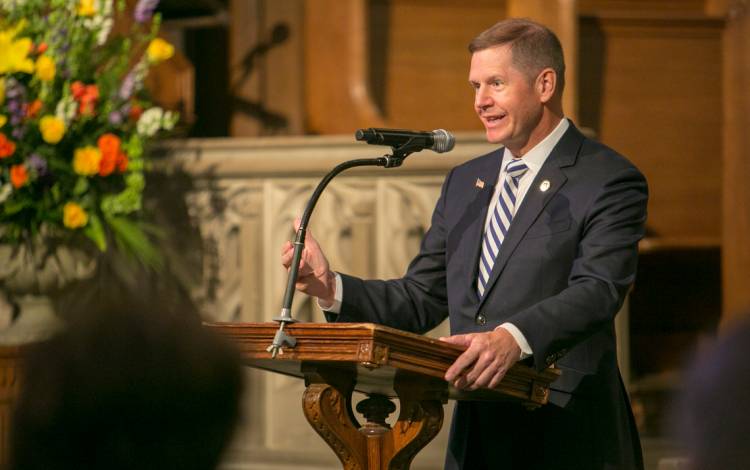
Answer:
[267, 148, 418, 358]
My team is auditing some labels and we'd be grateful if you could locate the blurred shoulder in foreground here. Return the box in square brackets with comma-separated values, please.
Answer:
[675, 316, 750, 470]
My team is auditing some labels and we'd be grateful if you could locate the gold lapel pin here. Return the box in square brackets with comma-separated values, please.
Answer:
[540, 180, 551, 192]
[475, 178, 485, 189]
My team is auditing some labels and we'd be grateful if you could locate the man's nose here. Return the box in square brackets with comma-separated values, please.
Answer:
[475, 88, 492, 109]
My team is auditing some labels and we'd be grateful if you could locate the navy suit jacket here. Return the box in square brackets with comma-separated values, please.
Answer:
[333, 122, 647, 469]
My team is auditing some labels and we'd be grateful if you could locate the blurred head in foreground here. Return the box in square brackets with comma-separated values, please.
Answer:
[675, 316, 750, 470]
[10, 283, 244, 470]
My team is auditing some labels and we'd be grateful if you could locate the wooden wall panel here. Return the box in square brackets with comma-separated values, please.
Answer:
[229, 0, 305, 136]
[578, 0, 706, 15]
[374, 0, 506, 131]
[229, 0, 263, 136]
[264, 0, 305, 135]
[722, 0, 750, 324]
[579, 16, 723, 241]
[508, 0, 579, 122]
[305, 0, 387, 135]
[304, 0, 590, 134]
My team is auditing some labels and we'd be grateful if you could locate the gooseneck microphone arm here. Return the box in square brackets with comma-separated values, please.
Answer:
[268, 128, 454, 357]
[268, 155, 392, 358]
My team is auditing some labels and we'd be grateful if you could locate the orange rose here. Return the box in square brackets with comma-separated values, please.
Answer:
[116, 152, 128, 173]
[79, 94, 98, 115]
[70, 81, 99, 116]
[99, 151, 116, 176]
[0, 133, 16, 158]
[24, 99, 42, 118]
[10, 164, 28, 188]
[97, 133, 120, 156]
[70, 81, 86, 99]
[129, 103, 143, 121]
[97, 133, 121, 176]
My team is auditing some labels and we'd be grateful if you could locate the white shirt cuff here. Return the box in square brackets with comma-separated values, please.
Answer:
[496, 322, 533, 360]
[317, 272, 343, 314]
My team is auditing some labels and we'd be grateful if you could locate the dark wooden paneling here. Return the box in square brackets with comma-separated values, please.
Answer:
[375, 0, 506, 131]
[722, 1, 750, 323]
[579, 15, 723, 241]
[629, 247, 721, 377]
[578, 0, 706, 15]
[305, 0, 387, 134]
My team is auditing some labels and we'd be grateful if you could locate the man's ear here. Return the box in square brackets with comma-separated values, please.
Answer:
[536, 68, 557, 103]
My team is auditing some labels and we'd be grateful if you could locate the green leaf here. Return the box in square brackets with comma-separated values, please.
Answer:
[51, 183, 61, 202]
[106, 215, 163, 269]
[73, 177, 89, 196]
[138, 221, 166, 240]
[125, 134, 143, 159]
[3, 199, 30, 215]
[83, 213, 107, 251]
[125, 172, 145, 191]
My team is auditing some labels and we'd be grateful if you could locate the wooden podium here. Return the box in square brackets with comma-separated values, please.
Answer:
[207, 322, 560, 470]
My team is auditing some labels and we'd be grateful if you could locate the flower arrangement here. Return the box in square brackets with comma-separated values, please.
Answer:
[0, 0, 177, 265]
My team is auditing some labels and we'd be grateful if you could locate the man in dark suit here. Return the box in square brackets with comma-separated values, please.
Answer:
[283, 18, 647, 470]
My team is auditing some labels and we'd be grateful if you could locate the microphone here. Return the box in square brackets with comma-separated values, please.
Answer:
[355, 128, 455, 153]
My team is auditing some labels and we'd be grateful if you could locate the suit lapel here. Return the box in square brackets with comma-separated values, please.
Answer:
[477, 124, 584, 310]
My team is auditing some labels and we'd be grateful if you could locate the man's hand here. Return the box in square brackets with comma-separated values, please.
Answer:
[281, 219, 336, 306]
[441, 328, 521, 390]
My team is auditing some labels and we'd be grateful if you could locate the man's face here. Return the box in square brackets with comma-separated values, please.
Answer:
[469, 45, 544, 155]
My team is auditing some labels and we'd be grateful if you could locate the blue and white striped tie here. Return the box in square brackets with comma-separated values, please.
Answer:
[477, 159, 529, 298]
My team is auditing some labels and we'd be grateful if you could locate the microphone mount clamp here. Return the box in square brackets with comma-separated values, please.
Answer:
[381, 141, 421, 168]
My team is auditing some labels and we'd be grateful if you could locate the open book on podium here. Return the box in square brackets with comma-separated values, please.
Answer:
[207, 322, 559, 470]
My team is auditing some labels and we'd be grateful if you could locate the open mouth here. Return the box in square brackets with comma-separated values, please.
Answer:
[483, 115, 505, 125]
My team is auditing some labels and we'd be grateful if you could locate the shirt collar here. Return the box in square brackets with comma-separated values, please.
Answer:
[501, 118, 569, 174]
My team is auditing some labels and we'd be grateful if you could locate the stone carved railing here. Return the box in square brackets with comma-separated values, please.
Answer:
[157, 133, 497, 469]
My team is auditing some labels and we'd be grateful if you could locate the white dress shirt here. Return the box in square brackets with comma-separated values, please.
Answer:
[320, 118, 570, 360]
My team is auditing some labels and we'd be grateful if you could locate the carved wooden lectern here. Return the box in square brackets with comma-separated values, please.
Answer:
[208, 322, 560, 470]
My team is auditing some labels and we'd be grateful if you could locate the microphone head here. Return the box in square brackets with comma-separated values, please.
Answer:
[431, 129, 455, 153]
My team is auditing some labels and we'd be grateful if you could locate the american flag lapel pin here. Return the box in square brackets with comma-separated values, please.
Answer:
[475, 178, 485, 189]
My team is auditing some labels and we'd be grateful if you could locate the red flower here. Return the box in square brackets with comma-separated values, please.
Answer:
[116, 152, 128, 173]
[0, 133, 16, 159]
[10, 164, 28, 188]
[129, 104, 143, 121]
[70, 81, 99, 116]
[24, 99, 42, 119]
[97, 133, 120, 155]
[79, 96, 98, 115]
[35, 42, 48, 54]
[70, 81, 86, 99]
[97, 133, 121, 177]
[98, 152, 116, 176]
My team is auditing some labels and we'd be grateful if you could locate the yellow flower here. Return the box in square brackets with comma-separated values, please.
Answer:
[0, 116, 6, 128]
[39, 115, 65, 144]
[77, 0, 96, 16]
[73, 146, 102, 176]
[0, 25, 34, 75]
[63, 202, 88, 229]
[146, 38, 174, 63]
[35, 55, 56, 81]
